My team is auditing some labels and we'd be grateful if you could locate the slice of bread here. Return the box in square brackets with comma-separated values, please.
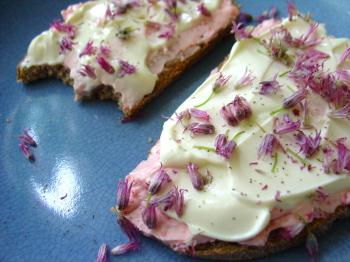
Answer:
[16, 1, 239, 120]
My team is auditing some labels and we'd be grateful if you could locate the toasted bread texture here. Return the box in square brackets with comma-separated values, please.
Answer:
[17, 20, 233, 120]
[189, 205, 350, 260]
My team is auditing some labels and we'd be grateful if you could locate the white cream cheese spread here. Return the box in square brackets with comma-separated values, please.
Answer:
[156, 16, 350, 243]
[21, 0, 236, 111]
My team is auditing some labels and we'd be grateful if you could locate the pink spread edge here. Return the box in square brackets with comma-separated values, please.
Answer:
[123, 142, 350, 252]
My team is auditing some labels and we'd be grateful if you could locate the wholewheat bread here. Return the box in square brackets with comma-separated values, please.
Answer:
[16, 16, 234, 120]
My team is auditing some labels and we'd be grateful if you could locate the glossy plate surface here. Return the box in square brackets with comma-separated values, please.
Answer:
[1, 0, 349, 261]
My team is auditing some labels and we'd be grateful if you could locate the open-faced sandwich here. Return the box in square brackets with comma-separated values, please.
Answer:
[110, 4, 350, 261]
[16, 0, 239, 119]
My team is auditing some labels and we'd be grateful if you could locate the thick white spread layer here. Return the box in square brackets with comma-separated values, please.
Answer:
[21, 0, 237, 110]
[155, 17, 350, 243]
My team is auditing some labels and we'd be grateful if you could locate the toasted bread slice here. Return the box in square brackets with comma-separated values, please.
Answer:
[16, 0, 239, 119]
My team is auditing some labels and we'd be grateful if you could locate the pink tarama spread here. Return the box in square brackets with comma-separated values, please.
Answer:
[124, 142, 350, 251]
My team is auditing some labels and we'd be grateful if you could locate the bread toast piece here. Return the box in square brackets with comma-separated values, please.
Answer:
[16, 0, 239, 120]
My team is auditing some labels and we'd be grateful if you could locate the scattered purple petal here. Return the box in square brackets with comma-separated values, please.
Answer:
[273, 113, 301, 134]
[187, 163, 204, 190]
[291, 23, 320, 48]
[158, 23, 175, 39]
[95, 243, 108, 262]
[100, 44, 111, 57]
[189, 108, 210, 122]
[19, 143, 35, 162]
[79, 64, 97, 79]
[235, 68, 255, 88]
[119, 60, 136, 78]
[186, 123, 215, 136]
[296, 130, 321, 158]
[231, 21, 251, 41]
[142, 203, 157, 229]
[19, 129, 37, 147]
[117, 215, 139, 241]
[256, 6, 278, 23]
[197, 3, 210, 17]
[257, 134, 280, 159]
[79, 40, 96, 57]
[333, 138, 350, 174]
[220, 103, 239, 126]
[148, 168, 170, 195]
[116, 179, 133, 211]
[259, 74, 281, 95]
[213, 72, 231, 93]
[283, 88, 308, 109]
[275, 190, 282, 202]
[50, 19, 76, 38]
[59, 37, 73, 54]
[152, 186, 186, 217]
[111, 241, 139, 256]
[232, 95, 252, 121]
[96, 56, 115, 74]
[214, 134, 236, 159]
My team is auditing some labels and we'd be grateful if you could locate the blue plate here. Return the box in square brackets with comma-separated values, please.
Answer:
[1, 1, 349, 261]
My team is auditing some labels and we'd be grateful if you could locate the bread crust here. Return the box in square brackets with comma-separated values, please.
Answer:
[16, 22, 232, 120]
[190, 205, 350, 260]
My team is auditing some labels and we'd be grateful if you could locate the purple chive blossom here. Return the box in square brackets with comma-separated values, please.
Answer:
[19, 143, 35, 162]
[142, 203, 157, 229]
[338, 47, 350, 68]
[187, 162, 204, 190]
[119, 60, 136, 78]
[151, 186, 186, 217]
[233, 95, 252, 121]
[291, 23, 320, 48]
[50, 19, 76, 38]
[158, 24, 175, 39]
[187, 123, 215, 136]
[333, 138, 350, 174]
[174, 187, 186, 217]
[213, 73, 231, 92]
[95, 244, 108, 262]
[148, 169, 170, 195]
[197, 3, 210, 17]
[164, 0, 178, 22]
[259, 74, 281, 95]
[189, 108, 210, 122]
[256, 6, 278, 23]
[283, 88, 308, 109]
[116, 179, 133, 211]
[111, 242, 139, 255]
[59, 37, 73, 54]
[96, 56, 115, 74]
[273, 114, 301, 134]
[214, 134, 236, 159]
[100, 44, 111, 57]
[289, 49, 329, 87]
[328, 102, 350, 119]
[79, 40, 96, 57]
[237, 12, 253, 25]
[79, 64, 96, 79]
[175, 109, 191, 122]
[19, 129, 37, 147]
[275, 190, 282, 202]
[306, 232, 319, 262]
[220, 103, 239, 126]
[257, 134, 280, 159]
[231, 22, 251, 41]
[296, 130, 321, 158]
[288, 1, 297, 21]
[236, 68, 255, 88]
